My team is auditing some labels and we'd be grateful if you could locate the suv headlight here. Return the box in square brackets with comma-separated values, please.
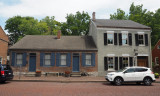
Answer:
[108, 74, 114, 76]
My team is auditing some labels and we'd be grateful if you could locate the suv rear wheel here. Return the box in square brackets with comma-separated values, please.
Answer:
[143, 77, 152, 86]
[114, 77, 123, 86]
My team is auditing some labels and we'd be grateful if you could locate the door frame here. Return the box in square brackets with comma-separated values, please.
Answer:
[29, 53, 36, 72]
[72, 53, 80, 72]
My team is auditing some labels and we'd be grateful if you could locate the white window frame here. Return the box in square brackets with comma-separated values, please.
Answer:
[0, 57, 2, 64]
[122, 57, 129, 68]
[108, 57, 114, 70]
[107, 33, 114, 45]
[138, 34, 145, 46]
[155, 57, 159, 65]
[85, 54, 92, 66]
[122, 33, 128, 45]
[16, 53, 23, 65]
[44, 53, 51, 66]
[60, 54, 67, 66]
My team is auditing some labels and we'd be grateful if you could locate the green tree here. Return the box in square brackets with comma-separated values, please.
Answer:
[41, 16, 61, 35]
[110, 8, 128, 20]
[61, 11, 90, 35]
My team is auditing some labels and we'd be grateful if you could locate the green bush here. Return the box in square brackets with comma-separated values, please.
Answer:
[155, 73, 159, 78]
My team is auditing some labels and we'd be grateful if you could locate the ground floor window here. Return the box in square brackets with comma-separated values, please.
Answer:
[122, 57, 129, 68]
[0, 57, 2, 64]
[60, 54, 67, 66]
[44, 53, 51, 66]
[85, 54, 91, 66]
[155, 57, 159, 65]
[16, 53, 23, 65]
[108, 57, 114, 69]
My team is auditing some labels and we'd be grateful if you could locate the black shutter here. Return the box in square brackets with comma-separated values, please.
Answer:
[119, 33, 122, 45]
[128, 33, 132, 45]
[40, 53, 44, 66]
[104, 33, 107, 45]
[119, 57, 123, 69]
[115, 57, 118, 70]
[135, 34, 139, 46]
[145, 34, 148, 46]
[104, 57, 108, 70]
[114, 33, 117, 45]
[11, 52, 15, 66]
[129, 57, 133, 67]
[22, 53, 27, 66]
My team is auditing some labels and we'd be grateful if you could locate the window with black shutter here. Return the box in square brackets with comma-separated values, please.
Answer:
[119, 33, 122, 45]
[119, 57, 123, 69]
[128, 33, 132, 45]
[104, 33, 107, 45]
[114, 33, 117, 45]
[115, 57, 118, 70]
[145, 34, 148, 46]
[135, 34, 139, 46]
[129, 57, 133, 67]
[104, 57, 108, 70]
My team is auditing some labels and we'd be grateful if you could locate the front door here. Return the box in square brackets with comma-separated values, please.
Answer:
[72, 53, 79, 72]
[29, 53, 36, 72]
[137, 56, 148, 67]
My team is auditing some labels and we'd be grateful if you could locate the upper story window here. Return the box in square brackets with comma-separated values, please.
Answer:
[107, 33, 114, 44]
[44, 53, 51, 66]
[16, 53, 23, 65]
[85, 54, 92, 66]
[138, 34, 144, 45]
[122, 33, 128, 45]
[60, 54, 67, 66]
[157, 45, 160, 49]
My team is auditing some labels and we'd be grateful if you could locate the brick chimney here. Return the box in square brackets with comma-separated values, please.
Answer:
[92, 12, 96, 21]
[57, 30, 61, 39]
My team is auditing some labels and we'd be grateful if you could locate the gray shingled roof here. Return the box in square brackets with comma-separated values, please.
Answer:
[9, 35, 97, 51]
[93, 19, 151, 29]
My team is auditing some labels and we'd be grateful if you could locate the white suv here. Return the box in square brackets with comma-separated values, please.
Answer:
[105, 66, 156, 86]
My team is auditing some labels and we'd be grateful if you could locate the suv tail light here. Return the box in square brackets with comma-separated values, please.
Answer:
[1, 71, 4, 75]
[151, 72, 154, 74]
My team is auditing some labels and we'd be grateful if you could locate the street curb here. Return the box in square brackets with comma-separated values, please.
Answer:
[11, 80, 107, 83]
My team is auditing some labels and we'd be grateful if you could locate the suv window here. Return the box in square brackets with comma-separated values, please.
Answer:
[124, 68, 135, 73]
[2, 65, 12, 70]
[135, 68, 148, 72]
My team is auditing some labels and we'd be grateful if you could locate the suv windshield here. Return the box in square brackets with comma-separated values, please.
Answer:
[2, 65, 12, 70]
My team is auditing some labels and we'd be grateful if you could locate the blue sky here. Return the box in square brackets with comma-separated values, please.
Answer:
[0, 0, 160, 34]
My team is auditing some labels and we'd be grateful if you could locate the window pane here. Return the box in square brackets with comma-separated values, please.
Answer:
[108, 57, 114, 69]
[85, 54, 91, 65]
[45, 54, 51, 59]
[108, 34, 113, 38]
[123, 57, 128, 68]
[61, 54, 66, 66]
[107, 34, 113, 44]
[16, 54, 23, 65]
[108, 39, 113, 44]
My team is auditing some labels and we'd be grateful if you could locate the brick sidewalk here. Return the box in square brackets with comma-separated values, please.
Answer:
[12, 75, 160, 83]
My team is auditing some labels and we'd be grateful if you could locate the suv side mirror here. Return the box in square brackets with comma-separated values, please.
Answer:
[123, 71, 127, 74]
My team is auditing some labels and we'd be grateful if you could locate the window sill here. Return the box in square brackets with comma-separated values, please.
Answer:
[107, 69, 115, 71]
[139, 45, 145, 46]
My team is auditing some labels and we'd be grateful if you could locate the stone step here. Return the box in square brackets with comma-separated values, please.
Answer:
[70, 72, 81, 77]
[25, 72, 36, 77]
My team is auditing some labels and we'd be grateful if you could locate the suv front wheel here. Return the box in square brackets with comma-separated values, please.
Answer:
[143, 77, 152, 86]
[114, 77, 123, 86]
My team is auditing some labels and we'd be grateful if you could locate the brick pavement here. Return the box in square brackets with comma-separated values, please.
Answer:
[12, 75, 160, 83]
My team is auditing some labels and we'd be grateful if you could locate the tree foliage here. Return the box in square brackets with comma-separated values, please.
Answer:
[61, 11, 90, 35]
[110, 2, 160, 47]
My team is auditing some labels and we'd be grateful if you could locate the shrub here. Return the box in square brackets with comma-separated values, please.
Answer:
[155, 73, 159, 78]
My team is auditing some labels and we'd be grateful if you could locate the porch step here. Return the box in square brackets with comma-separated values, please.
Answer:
[25, 72, 36, 77]
[70, 72, 81, 77]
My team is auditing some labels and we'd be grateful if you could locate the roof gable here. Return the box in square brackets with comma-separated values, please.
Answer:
[0, 26, 9, 42]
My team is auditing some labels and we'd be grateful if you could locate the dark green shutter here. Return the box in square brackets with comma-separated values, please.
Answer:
[56, 53, 60, 67]
[129, 57, 133, 67]
[91, 53, 95, 66]
[22, 53, 27, 66]
[82, 53, 86, 66]
[135, 34, 139, 46]
[40, 53, 44, 66]
[104, 33, 107, 45]
[119, 57, 123, 69]
[11, 52, 15, 66]
[114, 33, 117, 45]
[119, 33, 122, 45]
[67, 53, 71, 67]
[128, 33, 132, 45]
[145, 34, 148, 46]
[51, 53, 55, 66]
[104, 57, 108, 70]
[115, 57, 118, 70]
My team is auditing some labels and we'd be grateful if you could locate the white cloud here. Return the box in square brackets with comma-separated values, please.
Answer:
[0, 0, 160, 22]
